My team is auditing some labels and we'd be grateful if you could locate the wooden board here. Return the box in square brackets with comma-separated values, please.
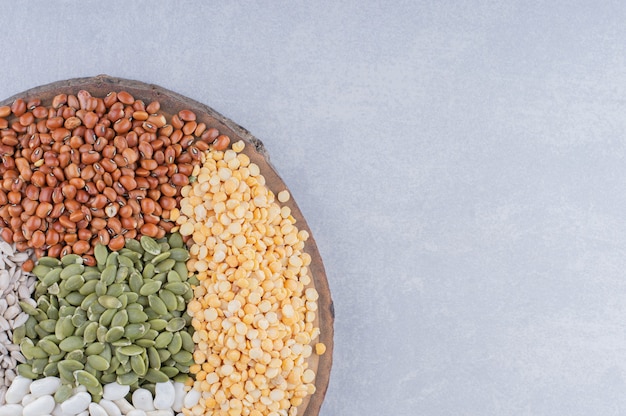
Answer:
[0, 75, 334, 416]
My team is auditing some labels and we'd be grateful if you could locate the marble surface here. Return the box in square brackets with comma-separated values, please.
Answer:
[2, 1, 626, 415]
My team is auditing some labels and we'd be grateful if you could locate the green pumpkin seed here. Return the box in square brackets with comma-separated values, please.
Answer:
[106, 283, 125, 298]
[55, 316, 75, 340]
[118, 345, 145, 356]
[111, 338, 132, 347]
[47, 282, 60, 295]
[58, 359, 84, 373]
[142, 329, 159, 341]
[167, 332, 182, 354]
[124, 323, 148, 340]
[161, 366, 179, 378]
[65, 275, 85, 292]
[37, 339, 61, 355]
[166, 270, 181, 283]
[31, 358, 50, 373]
[142, 263, 156, 280]
[135, 338, 155, 348]
[128, 309, 149, 324]
[117, 255, 134, 268]
[154, 331, 173, 349]
[145, 368, 169, 383]
[99, 309, 117, 327]
[61, 254, 82, 266]
[150, 251, 171, 265]
[158, 289, 177, 312]
[43, 362, 59, 377]
[147, 319, 167, 331]
[105, 326, 125, 342]
[82, 322, 99, 343]
[168, 248, 189, 262]
[168, 232, 183, 248]
[66, 350, 84, 362]
[83, 269, 101, 281]
[163, 282, 188, 296]
[147, 347, 161, 369]
[66, 292, 86, 306]
[99, 295, 122, 309]
[94, 281, 107, 297]
[78, 279, 98, 296]
[111, 310, 128, 327]
[12, 325, 26, 344]
[17, 364, 38, 379]
[59, 336, 84, 352]
[105, 251, 119, 267]
[129, 271, 143, 293]
[86, 354, 110, 371]
[84, 342, 105, 356]
[140, 280, 162, 296]
[38, 256, 62, 268]
[60, 263, 84, 279]
[157, 349, 171, 363]
[155, 259, 175, 273]
[19, 301, 38, 316]
[125, 238, 144, 254]
[174, 262, 189, 280]
[101, 264, 117, 285]
[74, 369, 99, 389]
[54, 384, 73, 403]
[148, 295, 168, 315]
[42, 268, 62, 286]
[80, 292, 98, 311]
[38, 319, 57, 333]
[96, 325, 108, 343]
[101, 373, 116, 384]
[94, 244, 108, 265]
[130, 355, 147, 376]
[116, 266, 129, 282]
[32, 264, 52, 279]
[117, 372, 139, 386]
[140, 236, 161, 255]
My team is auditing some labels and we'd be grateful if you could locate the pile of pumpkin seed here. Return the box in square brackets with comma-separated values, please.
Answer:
[12, 233, 198, 401]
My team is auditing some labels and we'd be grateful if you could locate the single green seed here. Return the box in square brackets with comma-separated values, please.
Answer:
[83, 269, 102, 281]
[95, 281, 107, 297]
[105, 326, 125, 343]
[168, 332, 182, 355]
[74, 369, 99, 389]
[99, 295, 122, 309]
[128, 309, 149, 324]
[110, 338, 132, 347]
[148, 295, 168, 315]
[101, 373, 117, 384]
[130, 355, 147, 376]
[140, 280, 162, 296]
[83, 322, 99, 344]
[17, 364, 38, 379]
[174, 262, 189, 281]
[147, 319, 167, 331]
[155, 258, 175, 273]
[32, 265, 52, 279]
[142, 263, 156, 280]
[59, 336, 84, 352]
[65, 275, 85, 291]
[60, 263, 84, 279]
[13, 325, 26, 344]
[111, 310, 129, 327]
[157, 348, 171, 363]
[99, 308, 117, 327]
[142, 329, 159, 341]
[163, 282, 189, 296]
[117, 371, 139, 386]
[135, 338, 155, 348]
[154, 331, 173, 349]
[147, 347, 161, 369]
[54, 384, 73, 403]
[101, 264, 117, 286]
[38, 338, 60, 355]
[158, 289, 178, 312]
[38, 319, 57, 333]
[86, 354, 110, 371]
[61, 254, 83, 266]
[42, 268, 62, 286]
[38, 256, 62, 268]
[145, 368, 169, 383]
[66, 350, 84, 362]
[94, 244, 108, 266]
[168, 232, 183, 248]
[78, 279, 98, 296]
[125, 238, 145, 254]
[43, 362, 59, 377]
[118, 345, 145, 356]
[80, 292, 98, 311]
[168, 248, 189, 262]
[65, 292, 86, 307]
[116, 265, 129, 282]
[160, 366, 180, 378]
[150, 251, 171, 265]
[105, 251, 119, 268]
[19, 301, 38, 316]
[140, 236, 161, 255]
[117, 255, 134, 268]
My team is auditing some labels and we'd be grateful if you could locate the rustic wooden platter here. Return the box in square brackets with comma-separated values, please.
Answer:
[0, 75, 334, 416]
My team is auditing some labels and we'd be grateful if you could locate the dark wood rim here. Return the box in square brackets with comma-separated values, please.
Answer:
[0, 75, 334, 415]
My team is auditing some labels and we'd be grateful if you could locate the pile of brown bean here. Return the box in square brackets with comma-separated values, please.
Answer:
[0, 90, 230, 264]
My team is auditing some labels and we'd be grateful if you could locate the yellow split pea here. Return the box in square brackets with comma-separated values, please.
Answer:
[178, 140, 324, 416]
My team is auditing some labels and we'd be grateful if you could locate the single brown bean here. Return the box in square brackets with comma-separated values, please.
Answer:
[170, 173, 189, 186]
[72, 240, 90, 255]
[31, 231, 45, 249]
[116, 91, 134, 105]
[11, 99, 26, 117]
[46, 230, 61, 247]
[35, 202, 52, 218]
[201, 126, 220, 142]
[140, 198, 156, 215]
[50, 203, 65, 218]
[0, 106, 11, 118]
[75, 190, 90, 204]
[106, 217, 122, 235]
[108, 235, 125, 251]
[81, 151, 101, 164]
[159, 196, 176, 210]
[139, 223, 159, 237]
[140, 159, 158, 170]
[143, 213, 160, 225]
[19, 112, 34, 127]
[213, 134, 231, 151]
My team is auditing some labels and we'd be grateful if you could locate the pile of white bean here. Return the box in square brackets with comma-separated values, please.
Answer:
[0, 376, 200, 416]
[0, 239, 36, 398]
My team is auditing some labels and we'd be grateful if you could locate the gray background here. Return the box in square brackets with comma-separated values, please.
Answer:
[2, 1, 626, 415]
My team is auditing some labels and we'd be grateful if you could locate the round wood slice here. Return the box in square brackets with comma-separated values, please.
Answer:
[0, 75, 334, 416]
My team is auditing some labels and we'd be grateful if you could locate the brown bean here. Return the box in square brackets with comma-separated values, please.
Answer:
[159, 196, 176, 210]
[145, 100, 160, 114]
[140, 223, 159, 237]
[171, 173, 189, 186]
[140, 198, 156, 215]
[108, 235, 125, 251]
[21, 199, 38, 215]
[35, 202, 52, 218]
[140, 159, 158, 171]
[24, 216, 42, 232]
[31, 231, 45, 249]
[11, 99, 26, 117]
[46, 230, 61, 247]
[71, 240, 90, 255]
[19, 112, 34, 127]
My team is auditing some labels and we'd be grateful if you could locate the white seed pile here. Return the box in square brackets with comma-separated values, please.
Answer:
[0, 238, 36, 403]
